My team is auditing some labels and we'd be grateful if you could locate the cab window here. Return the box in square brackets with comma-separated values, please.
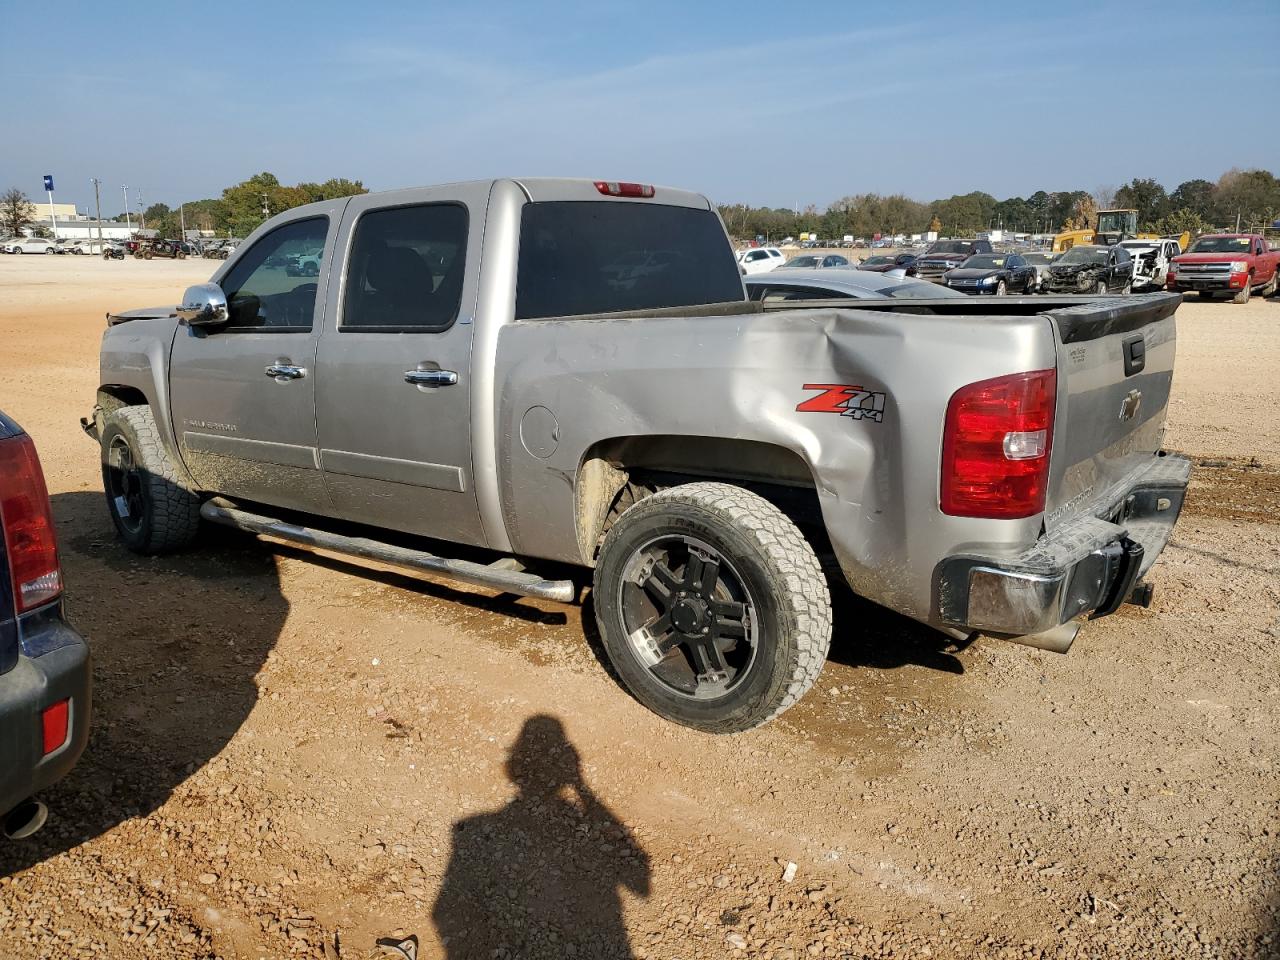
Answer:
[341, 203, 468, 333]
[220, 217, 329, 331]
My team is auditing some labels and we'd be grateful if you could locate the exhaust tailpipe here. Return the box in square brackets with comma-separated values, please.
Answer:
[1004, 622, 1079, 654]
[3, 800, 48, 840]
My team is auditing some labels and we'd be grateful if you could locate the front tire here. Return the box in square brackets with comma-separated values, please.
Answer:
[593, 482, 831, 733]
[1234, 276, 1252, 304]
[1095, 279, 1107, 294]
[101, 406, 201, 554]
[995, 280, 1007, 296]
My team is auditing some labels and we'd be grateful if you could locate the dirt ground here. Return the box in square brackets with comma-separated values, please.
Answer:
[1, 254, 1278, 960]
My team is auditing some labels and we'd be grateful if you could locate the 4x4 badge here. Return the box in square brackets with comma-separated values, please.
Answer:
[797, 384, 886, 423]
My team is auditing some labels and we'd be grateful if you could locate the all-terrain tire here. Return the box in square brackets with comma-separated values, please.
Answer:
[593, 482, 831, 733]
[1234, 276, 1252, 304]
[100, 405, 201, 554]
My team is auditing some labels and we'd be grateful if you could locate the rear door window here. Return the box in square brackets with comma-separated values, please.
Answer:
[515, 202, 745, 319]
[341, 203, 468, 332]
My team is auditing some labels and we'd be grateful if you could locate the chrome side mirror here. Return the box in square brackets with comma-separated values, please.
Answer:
[177, 283, 229, 327]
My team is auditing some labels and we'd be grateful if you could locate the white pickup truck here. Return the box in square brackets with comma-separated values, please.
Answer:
[86, 177, 1191, 732]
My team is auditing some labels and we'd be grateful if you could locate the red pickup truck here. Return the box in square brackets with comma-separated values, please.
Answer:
[1167, 233, 1280, 303]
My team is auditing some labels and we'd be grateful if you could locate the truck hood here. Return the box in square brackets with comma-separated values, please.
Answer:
[1049, 263, 1100, 275]
[920, 253, 967, 263]
[1173, 252, 1250, 264]
[107, 305, 178, 326]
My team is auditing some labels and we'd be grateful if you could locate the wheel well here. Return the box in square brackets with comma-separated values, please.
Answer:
[575, 435, 825, 563]
[97, 385, 148, 416]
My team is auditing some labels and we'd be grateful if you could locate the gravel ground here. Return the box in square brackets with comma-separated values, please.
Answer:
[0, 255, 1277, 959]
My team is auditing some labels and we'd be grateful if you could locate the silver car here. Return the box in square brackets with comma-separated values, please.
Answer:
[744, 268, 966, 301]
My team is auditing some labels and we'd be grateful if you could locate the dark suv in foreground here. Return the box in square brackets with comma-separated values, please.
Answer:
[0, 411, 90, 840]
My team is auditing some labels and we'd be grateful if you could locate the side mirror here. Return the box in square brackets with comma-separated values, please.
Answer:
[177, 282, 229, 327]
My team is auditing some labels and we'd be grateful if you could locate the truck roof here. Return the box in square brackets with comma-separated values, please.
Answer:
[267, 178, 714, 222]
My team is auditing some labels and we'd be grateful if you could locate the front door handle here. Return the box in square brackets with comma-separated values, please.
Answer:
[404, 369, 458, 387]
[265, 362, 307, 381]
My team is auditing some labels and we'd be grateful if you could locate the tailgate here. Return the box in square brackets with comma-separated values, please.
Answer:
[1041, 293, 1181, 530]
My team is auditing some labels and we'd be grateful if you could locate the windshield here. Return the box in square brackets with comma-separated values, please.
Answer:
[1024, 253, 1052, 265]
[1187, 236, 1252, 253]
[515, 202, 744, 319]
[1097, 211, 1136, 234]
[925, 241, 975, 255]
[781, 256, 821, 269]
[1059, 247, 1108, 265]
[861, 256, 893, 266]
[960, 255, 1005, 269]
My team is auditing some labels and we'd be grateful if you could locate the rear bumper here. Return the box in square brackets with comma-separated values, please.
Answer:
[934, 453, 1191, 639]
[0, 617, 91, 818]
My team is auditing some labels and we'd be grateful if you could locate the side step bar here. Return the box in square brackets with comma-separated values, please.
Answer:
[199, 499, 576, 603]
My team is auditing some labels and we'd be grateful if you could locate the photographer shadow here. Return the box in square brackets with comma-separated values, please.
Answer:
[432, 715, 650, 959]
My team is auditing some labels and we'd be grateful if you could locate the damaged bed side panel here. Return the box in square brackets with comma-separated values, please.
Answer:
[491, 306, 1055, 627]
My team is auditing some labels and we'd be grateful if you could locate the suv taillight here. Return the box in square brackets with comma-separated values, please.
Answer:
[941, 369, 1057, 519]
[0, 434, 62, 613]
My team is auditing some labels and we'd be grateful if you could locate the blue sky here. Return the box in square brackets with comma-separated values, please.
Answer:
[2, 0, 1276, 216]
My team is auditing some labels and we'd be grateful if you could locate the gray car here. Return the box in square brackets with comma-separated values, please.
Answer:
[744, 268, 966, 301]
[85, 177, 1190, 733]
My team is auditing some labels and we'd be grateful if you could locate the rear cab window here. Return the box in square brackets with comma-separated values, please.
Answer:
[515, 202, 745, 319]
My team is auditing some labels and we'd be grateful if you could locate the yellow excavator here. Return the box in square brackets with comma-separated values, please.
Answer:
[1052, 209, 1190, 253]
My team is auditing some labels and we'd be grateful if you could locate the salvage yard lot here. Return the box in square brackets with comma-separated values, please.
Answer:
[1, 255, 1278, 959]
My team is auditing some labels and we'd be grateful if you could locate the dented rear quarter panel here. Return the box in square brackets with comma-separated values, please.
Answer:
[493, 306, 1056, 627]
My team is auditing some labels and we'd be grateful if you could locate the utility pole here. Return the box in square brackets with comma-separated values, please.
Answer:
[179, 203, 186, 243]
[91, 178, 104, 246]
[123, 185, 132, 234]
[137, 189, 146, 231]
[260, 192, 270, 221]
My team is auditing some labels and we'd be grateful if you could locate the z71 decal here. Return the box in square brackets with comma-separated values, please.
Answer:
[797, 384, 886, 423]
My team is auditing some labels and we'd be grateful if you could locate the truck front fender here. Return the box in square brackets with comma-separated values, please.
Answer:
[96, 318, 189, 480]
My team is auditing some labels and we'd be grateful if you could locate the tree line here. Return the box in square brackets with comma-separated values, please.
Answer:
[0, 172, 368, 239]
[5, 167, 1279, 243]
[717, 168, 1280, 241]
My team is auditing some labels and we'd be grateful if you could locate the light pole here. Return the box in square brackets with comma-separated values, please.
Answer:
[91, 178, 104, 246]
[137, 189, 146, 231]
[123, 185, 132, 234]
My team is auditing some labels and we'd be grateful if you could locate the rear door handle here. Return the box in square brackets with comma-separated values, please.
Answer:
[265, 362, 306, 381]
[404, 369, 458, 387]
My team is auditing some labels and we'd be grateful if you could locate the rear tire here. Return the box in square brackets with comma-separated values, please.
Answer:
[101, 406, 201, 554]
[593, 482, 831, 733]
[1234, 276, 1252, 304]
[1259, 270, 1277, 297]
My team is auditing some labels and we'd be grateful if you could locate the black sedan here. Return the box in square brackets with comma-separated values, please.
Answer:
[942, 253, 1036, 295]
[1044, 245, 1134, 294]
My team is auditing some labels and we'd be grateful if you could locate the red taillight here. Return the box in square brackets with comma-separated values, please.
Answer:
[593, 180, 655, 198]
[42, 699, 69, 755]
[941, 369, 1057, 519]
[0, 434, 62, 612]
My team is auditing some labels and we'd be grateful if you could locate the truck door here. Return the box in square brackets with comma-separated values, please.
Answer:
[168, 210, 341, 512]
[313, 186, 488, 548]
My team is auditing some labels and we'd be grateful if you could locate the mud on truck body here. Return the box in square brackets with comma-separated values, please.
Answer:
[86, 178, 1190, 732]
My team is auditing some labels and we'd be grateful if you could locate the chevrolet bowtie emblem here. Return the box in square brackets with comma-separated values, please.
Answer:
[1119, 389, 1142, 422]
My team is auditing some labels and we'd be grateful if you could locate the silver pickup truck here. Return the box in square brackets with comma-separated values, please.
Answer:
[86, 178, 1190, 732]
